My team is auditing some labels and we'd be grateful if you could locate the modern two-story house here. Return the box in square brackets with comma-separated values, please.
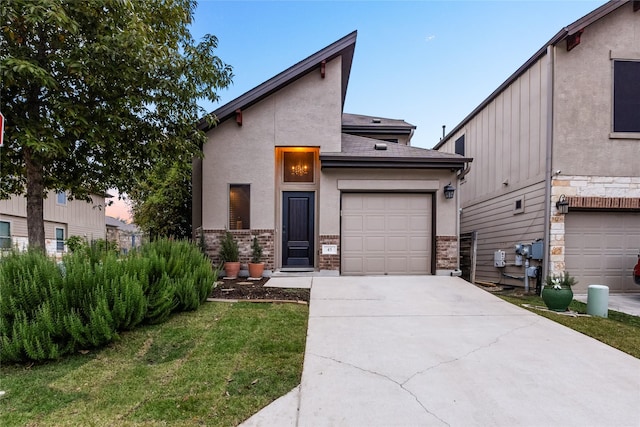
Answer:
[193, 31, 472, 276]
[435, 0, 640, 293]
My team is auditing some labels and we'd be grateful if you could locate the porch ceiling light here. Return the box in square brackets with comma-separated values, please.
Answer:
[556, 194, 569, 214]
[443, 183, 455, 200]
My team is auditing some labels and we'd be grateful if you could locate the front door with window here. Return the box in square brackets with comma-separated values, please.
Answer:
[282, 191, 314, 268]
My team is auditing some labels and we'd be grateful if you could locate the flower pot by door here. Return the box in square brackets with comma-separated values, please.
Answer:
[248, 262, 264, 279]
[541, 287, 574, 312]
[224, 261, 241, 279]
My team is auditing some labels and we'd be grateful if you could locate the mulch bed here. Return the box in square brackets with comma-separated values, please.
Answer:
[209, 277, 310, 302]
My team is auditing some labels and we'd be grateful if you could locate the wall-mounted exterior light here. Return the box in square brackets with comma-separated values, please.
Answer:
[444, 183, 455, 200]
[556, 194, 569, 214]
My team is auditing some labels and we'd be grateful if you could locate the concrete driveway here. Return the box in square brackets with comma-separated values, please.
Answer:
[243, 276, 640, 427]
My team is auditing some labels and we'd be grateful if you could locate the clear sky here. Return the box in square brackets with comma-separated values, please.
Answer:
[107, 0, 607, 221]
[190, 0, 605, 149]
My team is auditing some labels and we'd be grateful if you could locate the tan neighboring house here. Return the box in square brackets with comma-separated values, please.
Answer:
[434, 1, 640, 293]
[0, 191, 106, 256]
[193, 31, 472, 276]
[105, 216, 145, 254]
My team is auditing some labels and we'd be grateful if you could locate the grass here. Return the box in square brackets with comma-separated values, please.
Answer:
[0, 301, 308, 427]
[497, 292, 640, 359]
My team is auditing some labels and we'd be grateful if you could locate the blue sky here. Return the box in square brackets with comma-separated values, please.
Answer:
[190, 0, 605, 149]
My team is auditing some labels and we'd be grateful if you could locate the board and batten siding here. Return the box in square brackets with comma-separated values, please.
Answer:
[0, 192, 106, 242]
[460, 182, 546, 285]
[439, 55, 549, 206]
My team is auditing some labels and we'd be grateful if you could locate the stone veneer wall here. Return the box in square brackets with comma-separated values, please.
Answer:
[549, 175, 640, 275]
[198, 229, 275, 270]
[436, 235, 458, 270]
[318, 235, 340, 271]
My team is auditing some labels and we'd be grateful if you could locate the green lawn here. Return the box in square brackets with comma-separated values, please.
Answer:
[0, 301, 308, 427]
[498, 293, 640, 359]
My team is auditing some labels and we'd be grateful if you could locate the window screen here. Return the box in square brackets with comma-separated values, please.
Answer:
[613, 60, 640, 132]
[229, 184, 250, 230]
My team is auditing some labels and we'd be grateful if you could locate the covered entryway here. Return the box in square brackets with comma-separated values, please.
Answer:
[341, 193, 432, 275]
[565, 212, 640, 293]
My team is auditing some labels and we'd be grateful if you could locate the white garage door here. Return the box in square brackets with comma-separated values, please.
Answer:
[341, 193, 432, 275]
[565, 212, 640, 293]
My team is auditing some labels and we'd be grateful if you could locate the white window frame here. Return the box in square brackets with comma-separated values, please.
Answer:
[56, 192, 67, 206]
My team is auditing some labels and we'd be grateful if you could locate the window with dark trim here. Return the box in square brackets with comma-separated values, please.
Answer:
[0, 221, 10, 249]
[229, 184, 250, 230]
[455, 135, 465, 156]
[613, 60, 640, 132]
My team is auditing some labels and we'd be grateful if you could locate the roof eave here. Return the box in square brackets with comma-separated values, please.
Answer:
[198, 31, 357, 132]
[320, 156, 471, 169]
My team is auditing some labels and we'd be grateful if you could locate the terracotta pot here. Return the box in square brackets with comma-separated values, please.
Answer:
[248, 262, 264, 279]
[224, 261, 241, 279]
[541, 287, 574, 312]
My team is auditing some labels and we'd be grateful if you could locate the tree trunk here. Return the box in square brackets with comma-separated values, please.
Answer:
[25, 148, 46, 252]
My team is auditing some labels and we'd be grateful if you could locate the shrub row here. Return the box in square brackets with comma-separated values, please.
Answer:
[0, 239, 218, 363]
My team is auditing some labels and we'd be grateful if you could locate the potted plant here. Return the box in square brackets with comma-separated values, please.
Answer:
[541, 271, 576, 312]
[248, 236, 264, 279]
[219, 231, 240, 279]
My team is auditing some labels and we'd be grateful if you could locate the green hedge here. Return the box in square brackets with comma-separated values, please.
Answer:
[0, 239, 218, 363]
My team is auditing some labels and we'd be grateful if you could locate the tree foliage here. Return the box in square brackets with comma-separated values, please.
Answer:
[0, 0, 232, 249]
[128, 158, 192, 240]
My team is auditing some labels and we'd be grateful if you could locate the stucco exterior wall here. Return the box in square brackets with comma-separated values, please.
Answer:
[553, 2, 640, 178]
[319, 168, 460, 237]
[201, 56, 343, 231]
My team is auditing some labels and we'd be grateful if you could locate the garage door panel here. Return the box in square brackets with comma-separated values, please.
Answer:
[565, 212, 640, 293]
[343, 216, 364, 232]
[365, 216, 385, 231]
[342, 193, 432, 275]
[387, 236, 408, 251]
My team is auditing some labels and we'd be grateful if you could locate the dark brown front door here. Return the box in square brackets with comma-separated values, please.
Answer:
[282, 191, 314, 268]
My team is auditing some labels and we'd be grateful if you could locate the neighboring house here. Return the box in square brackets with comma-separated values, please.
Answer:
[193, 31, 471, 276]
[434, 1, 640, 293]
[105, 216, 145, 254]
[0, 191, 106, 255]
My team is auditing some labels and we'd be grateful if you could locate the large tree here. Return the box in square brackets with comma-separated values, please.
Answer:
[0, 0, 231, 250]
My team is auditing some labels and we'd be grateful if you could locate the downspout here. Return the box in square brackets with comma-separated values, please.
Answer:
[543, 44, 555, 280]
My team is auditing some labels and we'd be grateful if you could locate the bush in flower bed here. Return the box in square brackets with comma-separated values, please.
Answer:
[0, 239, 218, 363]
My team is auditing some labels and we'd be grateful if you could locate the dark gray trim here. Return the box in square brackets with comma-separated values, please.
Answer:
[320, 157, 470, 169]
[433, 0, 630, 150]
[342, 126, 415, 135]
[198, 31, 357, 131]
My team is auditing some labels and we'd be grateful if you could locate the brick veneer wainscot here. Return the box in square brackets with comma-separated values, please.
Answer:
[436, 236, 458, 270]
[319, 235, 340, 271]
[198, 229, 275, 270]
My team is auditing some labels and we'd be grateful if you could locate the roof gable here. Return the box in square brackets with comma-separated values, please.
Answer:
[199, 31, 357, 131]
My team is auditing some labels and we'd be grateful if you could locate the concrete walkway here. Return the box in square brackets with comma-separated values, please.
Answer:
[243, 276, 640, 427]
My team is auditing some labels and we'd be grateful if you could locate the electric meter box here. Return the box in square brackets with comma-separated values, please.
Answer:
[531, 240, 544, 260]
[494, 250, 506, 268]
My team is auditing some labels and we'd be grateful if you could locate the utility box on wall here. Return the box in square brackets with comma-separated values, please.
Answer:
[531, 240, 544, 260]
[494, 250, 506, 268]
